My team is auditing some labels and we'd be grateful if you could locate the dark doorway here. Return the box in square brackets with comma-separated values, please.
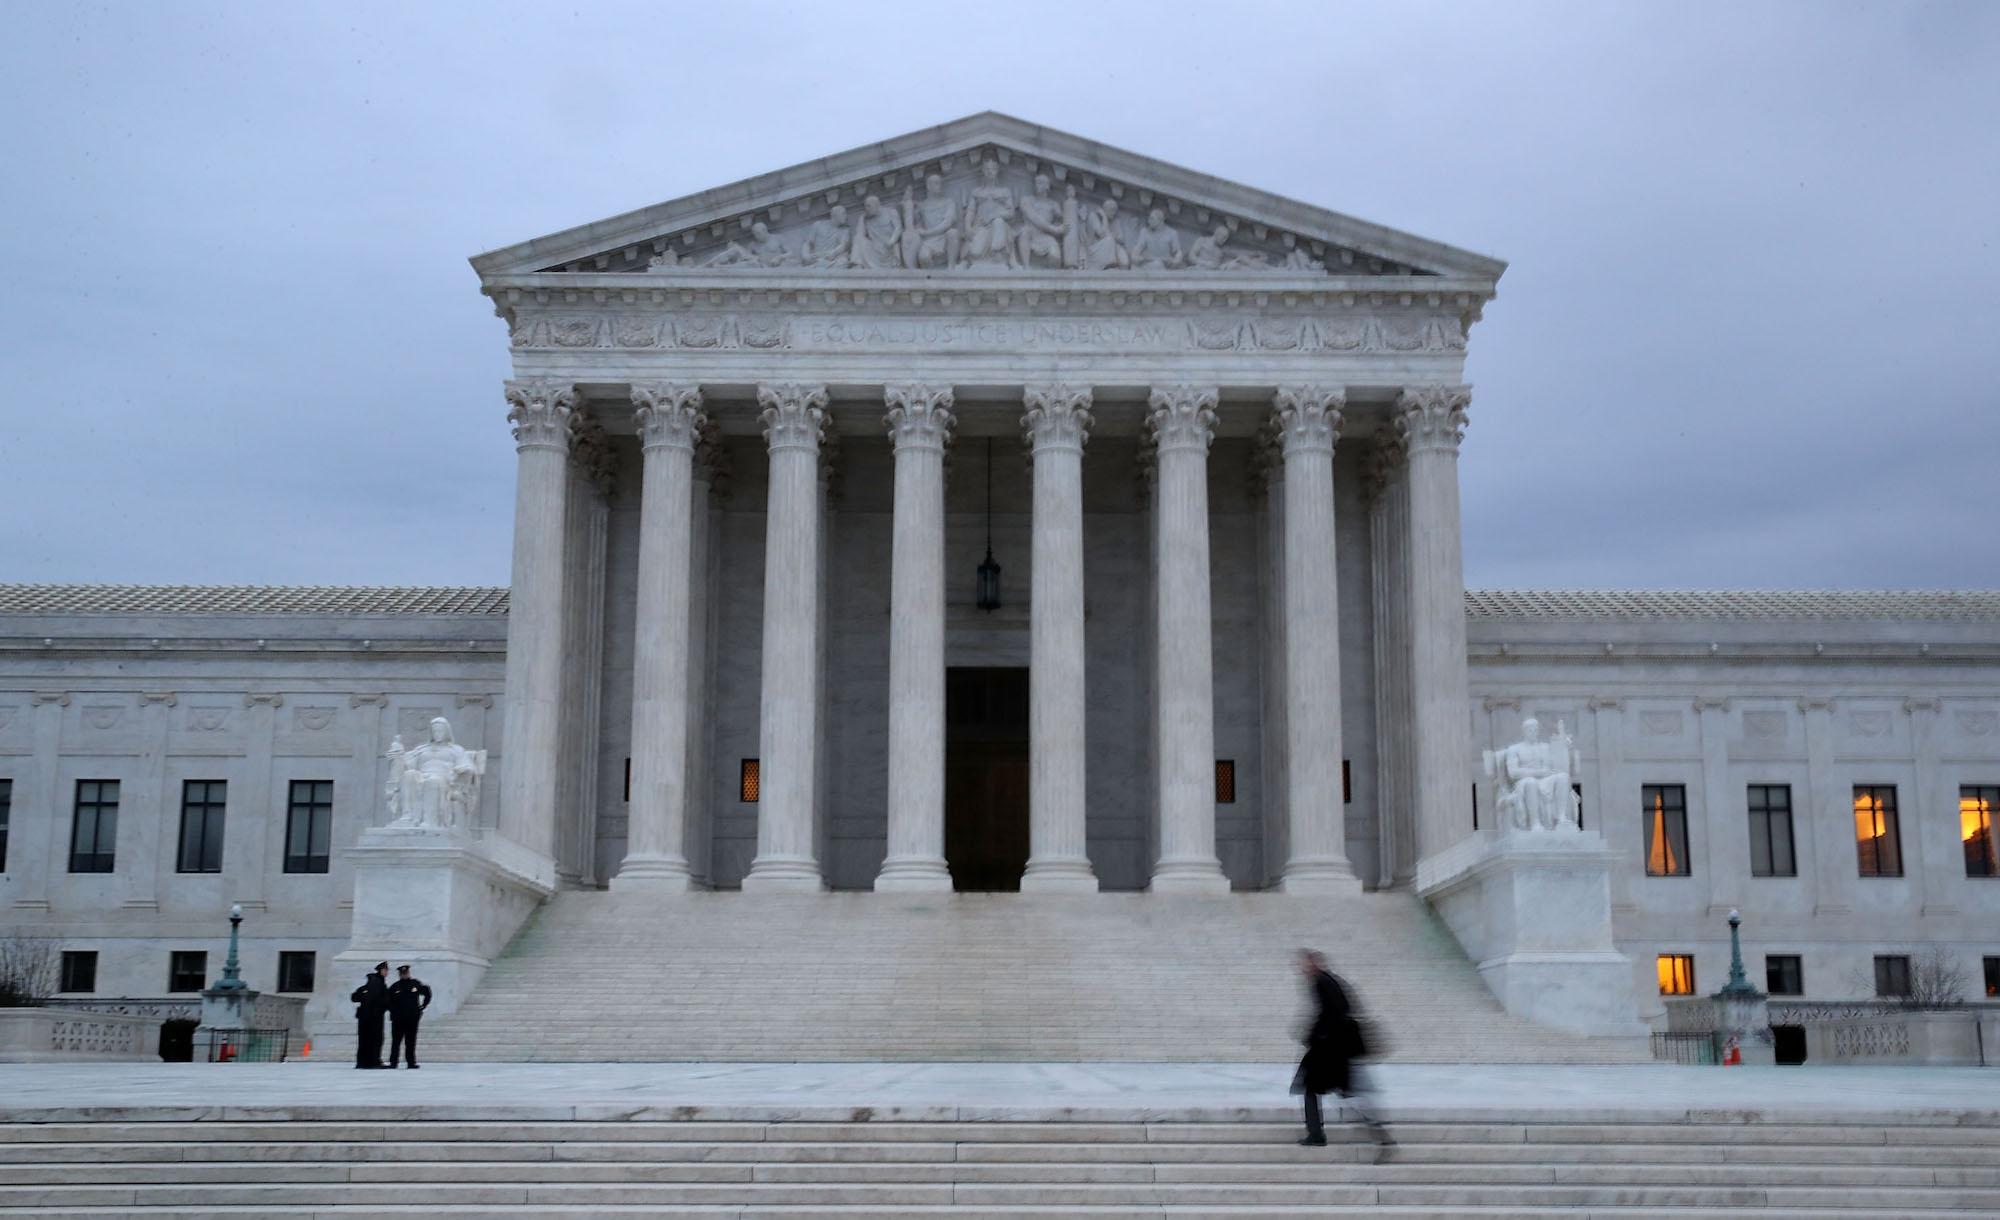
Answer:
[1772, 1024, 1807, 1065]
[945, 667, 1030, 891]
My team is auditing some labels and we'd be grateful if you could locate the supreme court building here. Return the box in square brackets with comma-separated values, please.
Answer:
[3, 115, 1996, 1059]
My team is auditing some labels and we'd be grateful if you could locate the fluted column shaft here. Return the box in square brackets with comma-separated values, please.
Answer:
[498, 380, 575, 860]
[1148, 385, 1230, 893]
[1366, 437, 1416, 886]
[745, 382, 829, 891]
[616, 384, 705, 890]
[876, 385, 955, 891]
[1021, 385, 1099, 892]
[1275, 386, 1359, 892]
[1398, 385, 1475, 862]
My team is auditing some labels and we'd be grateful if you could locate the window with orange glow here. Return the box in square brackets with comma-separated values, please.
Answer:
[739, 759, 760, 803]
[1642, 784, 1689, 877]
[1853, 786, 1903, 877]
[1656, 954, 1695, 996]
[1961, 786, 1998, 878]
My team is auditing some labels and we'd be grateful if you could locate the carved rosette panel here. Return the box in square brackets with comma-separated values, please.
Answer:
[504, 380, 577, 452]
[1394, 384, 1471, 455]
[1021, 384, 1094, 455]
[630, 383, 706, 453]
[1146, 385, 1219, 455]
[1272, 385, 1345, 458]
[757, 382, 828, 454]
[882, 383, 956, 454]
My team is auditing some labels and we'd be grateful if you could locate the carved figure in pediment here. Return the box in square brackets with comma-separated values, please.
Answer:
[851, 195, 904, 269]
[799, 204, 853, 268]
[1015, 174, 1071, 268]
[1130, 208, 1185, 270]
[646, 248, 680, 269]
[904, 174, 961, 269]
[704, 221, 794, 268]
[1283, 247, 1325, 272]
[1081, 199, 1130, 270]
[960, 158, 1018, 268]
[1188, 225, 1268, 271]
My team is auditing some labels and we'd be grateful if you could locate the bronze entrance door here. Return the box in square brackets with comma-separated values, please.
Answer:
[944, 666, 1030, 892]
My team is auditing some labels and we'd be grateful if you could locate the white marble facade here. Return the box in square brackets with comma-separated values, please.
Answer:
[1, 116, 1997, 1025]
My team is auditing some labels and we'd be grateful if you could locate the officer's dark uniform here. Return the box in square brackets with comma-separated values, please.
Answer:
[349, 965, 390, 1069]
[387, 970, 433, 1068]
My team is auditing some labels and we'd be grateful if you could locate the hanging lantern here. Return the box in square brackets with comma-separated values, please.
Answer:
[976, 438, 1002, 612]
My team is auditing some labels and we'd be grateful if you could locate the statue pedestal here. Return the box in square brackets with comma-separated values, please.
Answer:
[308, 826, 554, 1057]
[1417, 830, 1648, 1039]
[1714, 991, 1776, 1065]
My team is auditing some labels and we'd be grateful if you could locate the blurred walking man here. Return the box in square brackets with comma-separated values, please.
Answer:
[1291, 949, 1392, 1154]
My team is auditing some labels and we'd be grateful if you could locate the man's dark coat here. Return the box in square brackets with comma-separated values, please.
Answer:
[350, 973, 389, 1065]
[388, 977, 432, 1023]
[1292, 968, 1361, 1096]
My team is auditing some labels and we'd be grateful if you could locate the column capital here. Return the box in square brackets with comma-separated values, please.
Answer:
[1394, 384, 1471, 454]
[1146, 384, 1218, 454]
[504, 379, 576, 451]
[1272, 385, 1345, 457]
[1022, 383, 1094, 455]
[883, 383, 956, 453]
[631, 383, 706, 453]
[569, 417, 616, 496]
[758, 382, 828, 453]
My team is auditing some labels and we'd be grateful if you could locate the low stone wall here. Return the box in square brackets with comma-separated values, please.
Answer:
[0, 1007, 161, 1062]
[1804, 1010, 1987, 1067]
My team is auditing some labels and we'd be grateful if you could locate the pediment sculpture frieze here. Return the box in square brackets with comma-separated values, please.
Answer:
[545, 149, 1427, 279]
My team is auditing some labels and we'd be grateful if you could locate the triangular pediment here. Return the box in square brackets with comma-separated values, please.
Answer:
[472, 113, 1504, 284]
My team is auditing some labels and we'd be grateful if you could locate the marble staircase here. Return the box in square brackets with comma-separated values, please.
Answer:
[3, 1109, 1997, 1215]
[417, 890, 1643, 1063]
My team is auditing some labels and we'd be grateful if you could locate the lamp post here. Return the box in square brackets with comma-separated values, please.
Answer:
[975, 437, 1001, 612]
[1710, 907, 1772, 1065]
[1717, 908, 1758, 999]
[214, 903, 247, 993]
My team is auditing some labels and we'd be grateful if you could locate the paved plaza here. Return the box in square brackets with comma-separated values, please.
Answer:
[1, 1061, 1992, 1122]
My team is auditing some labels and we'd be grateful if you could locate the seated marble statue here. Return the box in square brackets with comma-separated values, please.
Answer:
[1482, 717, 1581, 832]
[385, 717, 486, 832]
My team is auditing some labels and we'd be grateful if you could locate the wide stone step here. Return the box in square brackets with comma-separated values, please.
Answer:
[403, 891, 1644, 1063]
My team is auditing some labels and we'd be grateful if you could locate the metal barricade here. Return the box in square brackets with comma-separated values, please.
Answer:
[1650, 1030, 1719, 1065]
[202, 1028, 291, 1063]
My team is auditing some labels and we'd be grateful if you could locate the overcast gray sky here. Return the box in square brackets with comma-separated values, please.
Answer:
[2, 2, 1995, 591]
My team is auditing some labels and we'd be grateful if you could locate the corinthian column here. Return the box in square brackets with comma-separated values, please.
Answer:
[498, 379, 575, 861]
[1396, 385, 1474, 863]
[744, 382, 828, 891]
[875, 384, 955, 892]
[1147, 385, 1230, 894]
[1020, 384, 1099, 892]
[615, 383, 705, 891]
[1274, 385, 1359, 892]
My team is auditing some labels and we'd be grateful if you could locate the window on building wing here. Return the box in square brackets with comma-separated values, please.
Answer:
[1874, 954, 1911, 998]
[1642, 785, 1690, 877]
[1854, 786, 1903, 878]
[1748, 784, 1797, 878]
[1764, 954, 1803, 996]
[1656, 953, 1696, 996]
[1961, 786, 1999, 878]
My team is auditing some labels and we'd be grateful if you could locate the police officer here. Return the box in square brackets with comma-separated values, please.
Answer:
[387, 964, 433, 1069]
[349, 962, 390, 1069]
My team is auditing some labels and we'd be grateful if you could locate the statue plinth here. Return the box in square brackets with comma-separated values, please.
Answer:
[308, 823, 555, 1058]
[1418, 830, 1648, 1040]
